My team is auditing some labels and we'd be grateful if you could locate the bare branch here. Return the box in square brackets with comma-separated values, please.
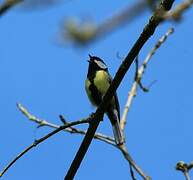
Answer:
[118, 144, 151, 180]
[17, 104, 146, 179]
[120, 27, 174, 131]
[17, 104, 147, 179]
[17, 103, 115, 146]
[0, 117, 91, 178]
[129, 163, 137, 180]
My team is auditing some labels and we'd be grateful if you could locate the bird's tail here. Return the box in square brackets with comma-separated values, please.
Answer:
[107, 108, 124, 145]
[112, 120, 124, 145]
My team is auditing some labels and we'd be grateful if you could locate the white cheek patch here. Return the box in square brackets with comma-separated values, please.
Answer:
[94, 60, 107, 69]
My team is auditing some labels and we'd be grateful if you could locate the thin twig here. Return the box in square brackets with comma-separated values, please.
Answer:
[118, 28, 174, 179]
[17, 103, 115, 146]
[129, 163, 137, 180]
[118, 144, 151, 180]
[18, 103, 146, 179]
[120, 27, 174, 131]
[0, 117, 91, 177]
[18, 104, 146, 179]
[135, 56, 149, 92]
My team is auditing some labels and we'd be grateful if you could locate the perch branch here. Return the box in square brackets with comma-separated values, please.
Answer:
[17, 104, 146, 179]
[64, 1, 175, 180]
[17, 103, 115, 146]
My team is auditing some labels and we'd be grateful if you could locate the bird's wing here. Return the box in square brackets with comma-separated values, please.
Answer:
[107, 74, 120, 120]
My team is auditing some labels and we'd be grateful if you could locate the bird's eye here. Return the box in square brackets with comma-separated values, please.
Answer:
[94, 60, 107, 69]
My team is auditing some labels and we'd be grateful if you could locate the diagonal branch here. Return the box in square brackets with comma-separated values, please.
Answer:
[118, 144, 151, 180]
[64, 1, 175, 180]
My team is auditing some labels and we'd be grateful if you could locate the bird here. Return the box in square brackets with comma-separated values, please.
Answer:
[85, 54, 123, 145]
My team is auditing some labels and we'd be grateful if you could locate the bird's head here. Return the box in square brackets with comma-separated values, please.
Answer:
[88, 54, 108, 71]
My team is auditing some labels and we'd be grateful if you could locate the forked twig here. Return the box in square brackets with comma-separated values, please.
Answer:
[120, 27, 174, 131]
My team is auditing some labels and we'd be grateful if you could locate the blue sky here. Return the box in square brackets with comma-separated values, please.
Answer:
[1, 0, 193, 179]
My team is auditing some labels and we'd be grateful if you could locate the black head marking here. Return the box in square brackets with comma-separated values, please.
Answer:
[88, 55, 107, 70]
[87, 54, 108, 78]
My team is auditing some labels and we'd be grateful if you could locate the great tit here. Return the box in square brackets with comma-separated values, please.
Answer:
[85, 54, 123, 145]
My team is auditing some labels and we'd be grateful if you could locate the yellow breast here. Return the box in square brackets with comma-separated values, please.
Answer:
[94, 70, 110, 94]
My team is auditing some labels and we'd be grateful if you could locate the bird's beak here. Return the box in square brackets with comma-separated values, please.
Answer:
[88, 54, 92, 58]
[87, 60, 91, 63]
